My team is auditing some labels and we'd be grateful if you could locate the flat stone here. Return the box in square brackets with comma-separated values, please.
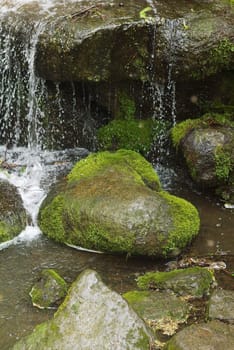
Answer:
[208, 288, 234, 323]
[165, 320, 234, 350]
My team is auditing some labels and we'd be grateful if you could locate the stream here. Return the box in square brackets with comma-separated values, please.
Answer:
[0, 0, 233, 349]
[0, 150, 233, 350]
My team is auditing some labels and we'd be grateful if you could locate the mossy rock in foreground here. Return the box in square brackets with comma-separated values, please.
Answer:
[39, 150, 200, 258]
[123, 290, 190, 336]
[12, 270, 153, 350]
[137, 267, 215, 298]
[29, 269, 68, 309]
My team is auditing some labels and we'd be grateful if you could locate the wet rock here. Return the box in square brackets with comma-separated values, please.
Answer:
[12, 269, 153, 350]
[39, 150, 200, 258]
[30, 1, 234, 83]
[29, 269, 68, 309]
[0, 179, 27, 243]
[165, 320, 234, 350]
[171, 113, 234, 202]
[208, 288, 234, 323]
[123, 290, 190, 336]
[137, 267, 215, 298]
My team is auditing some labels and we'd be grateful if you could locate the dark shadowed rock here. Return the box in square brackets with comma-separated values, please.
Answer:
[0, 179, 27, 243]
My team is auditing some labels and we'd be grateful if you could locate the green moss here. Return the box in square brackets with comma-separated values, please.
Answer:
[137, 267, 214, 297]
[215, 146, 232, 181]
[171, 112, 234, 149]
[191, 38, 234, 80]
[0, 221, 22, 243]
[30, 269, 68, 309]
[160, 191, 200, 256]
[39, 195, 66, 243]
[71, 223, 136, 253]
[171, 118, 202, 149]
[97, 119, 153, 156]
[68, 150, 161, 191]
[117, 91, 136, 120]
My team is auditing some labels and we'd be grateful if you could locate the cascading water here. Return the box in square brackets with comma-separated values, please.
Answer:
[0, 0, 90, 250]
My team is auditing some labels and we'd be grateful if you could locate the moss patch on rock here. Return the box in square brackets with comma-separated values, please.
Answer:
[160, 192, 200, 256]
[97, 119, 154, 156]
[137, 267, 215, 298]
[29, 269, 68, 309]
[68, 149, 161, 191]
[171, 112, 233, 149]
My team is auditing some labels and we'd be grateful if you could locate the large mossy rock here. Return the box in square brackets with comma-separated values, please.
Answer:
[0, 180, 27, 243]
[12, 269, 153, 350]
[171, 113, 234, 202]
[39, 150, 200, 258]
[165, 320, 234, 350]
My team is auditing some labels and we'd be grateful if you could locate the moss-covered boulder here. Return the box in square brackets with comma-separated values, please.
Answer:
[39, 150, 200, 258]
[0, 180, 27, 243]
[12, 269, 154, 350]
[171, 113, 234, 203]
[137, 267, 215, 298]
[29, 269, 68, 309]
[165, 320, 234, 350]
[124, 290, 190, 337]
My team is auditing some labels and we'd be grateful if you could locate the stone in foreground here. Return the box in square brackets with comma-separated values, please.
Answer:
[12, 269, 153, 350]
[137, 267, 214, 298]
[208, 288, 234, 324]
[29, 269, 68, 309]
[124, 290, 190, 336]
[165, 320, 234, 350]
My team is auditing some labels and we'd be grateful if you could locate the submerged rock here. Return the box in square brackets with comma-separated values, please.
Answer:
[124, 290, 190, 336]
[0, 180, 27, 243]
[137, 267, 215, 298]
[39, 150, 200, 258]
[208, 288, 234, 323]
[12, 269, 153, 350]
[165, 320, 234, 350]
[29, 269, 68, 309]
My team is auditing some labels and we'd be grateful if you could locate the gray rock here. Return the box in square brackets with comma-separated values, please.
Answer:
[12, 269, 153, 350]
[29, 269, 68, 309]
[124, 290, 190, 336]
[181, 127, 233, 187]
[165, 320, 234, 350]
[208, 288, 234, 323]
[0, 179, 27, 243]
[137, 267, 215, 298]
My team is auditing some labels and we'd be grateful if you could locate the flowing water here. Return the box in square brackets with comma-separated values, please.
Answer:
[0, 1, 233, 349]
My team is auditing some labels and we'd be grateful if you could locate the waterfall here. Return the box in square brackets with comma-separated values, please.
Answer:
[145, 0, 186, 164]
[0, 1, 90, 249]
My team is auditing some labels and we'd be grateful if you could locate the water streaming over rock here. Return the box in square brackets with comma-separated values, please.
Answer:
[0, 1, 91, 249]
[0, 0, 186, 249]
